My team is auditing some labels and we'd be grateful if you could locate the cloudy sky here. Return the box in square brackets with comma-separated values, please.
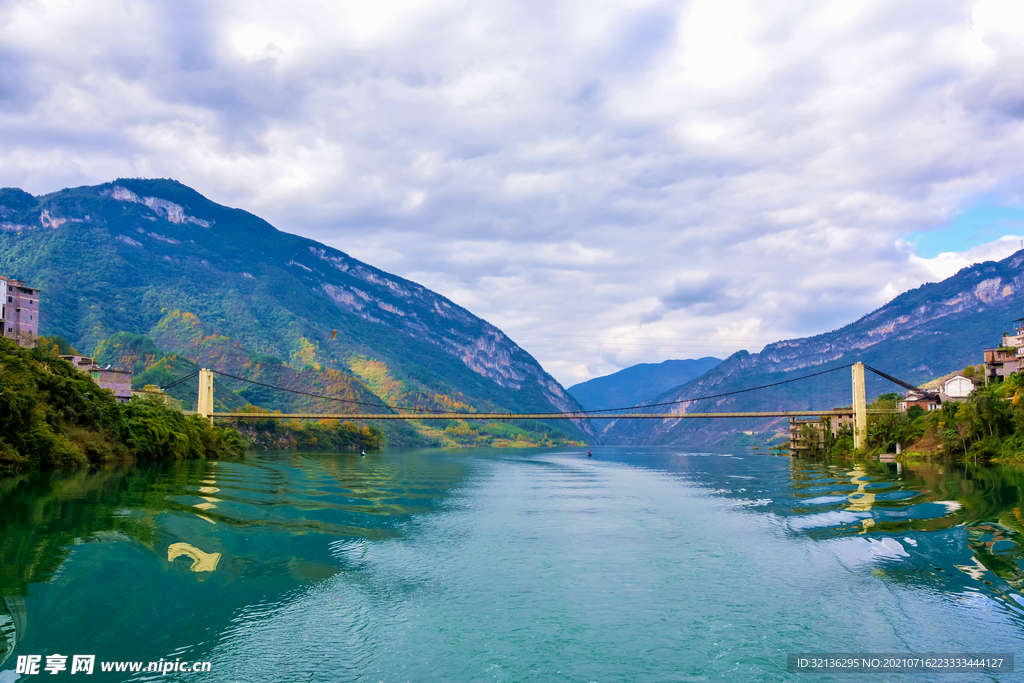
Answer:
[3, 0, 1024, 386]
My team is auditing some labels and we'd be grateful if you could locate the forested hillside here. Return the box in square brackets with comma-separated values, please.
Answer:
[0, 179, 592, 446]
[0, 337, 245, 471]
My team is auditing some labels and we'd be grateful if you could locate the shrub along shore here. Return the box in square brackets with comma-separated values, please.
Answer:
[0, 337, 246, 471]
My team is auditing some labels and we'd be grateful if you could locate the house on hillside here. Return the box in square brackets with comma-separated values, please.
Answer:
[941, 374, 977, 401]
[0, 275, 40, 348]
[132, 386, 173, 404]
[897, 373, 976, 412]
[984, 315, 1024, 382]
[61, 354, 133, 403]
[898, 391, 940, 412]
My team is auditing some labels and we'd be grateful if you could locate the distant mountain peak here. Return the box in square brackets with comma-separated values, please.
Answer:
[569, 357, 722, 410]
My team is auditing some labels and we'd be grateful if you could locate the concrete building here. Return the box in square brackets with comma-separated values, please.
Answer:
[0, 275, 40, 348]
[60, 354, 133, 403]
[984, 316, 1024, 382]
[788, 412, 854, 455]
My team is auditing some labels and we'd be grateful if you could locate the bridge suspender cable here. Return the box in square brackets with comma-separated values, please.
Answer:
[159, 368, 469, 415]
[161, 362, 870, 421]
[207, 369, 462, 415]
[157, 360, 929, 423]
[862, 364, 936, 396]
[587, 363, 932, 416]
[159, 371, 199, 391]
[580, 363, 857, 414]
[157, 362, 930, 415]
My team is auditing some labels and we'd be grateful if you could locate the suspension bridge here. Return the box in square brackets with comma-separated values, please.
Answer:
[163, 361, 926, 449]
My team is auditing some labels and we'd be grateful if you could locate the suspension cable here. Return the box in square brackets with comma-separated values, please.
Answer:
[162, 362, 872, 421]
[159, 371, 200, 391]
[580, 363, 856, 414]
[209, 369, 465, 415]
[863, 364, 932, 395]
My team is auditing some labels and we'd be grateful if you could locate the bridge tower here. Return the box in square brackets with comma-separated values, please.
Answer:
[852, 362, 867, 449]
[197, 368, 214, 424]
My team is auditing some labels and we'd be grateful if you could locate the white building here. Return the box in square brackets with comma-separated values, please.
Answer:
[943, 374, 976, 400]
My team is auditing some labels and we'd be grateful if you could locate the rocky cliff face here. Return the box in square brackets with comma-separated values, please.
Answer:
[603, 252, 1024, 445]
[304, 244, 580, 414]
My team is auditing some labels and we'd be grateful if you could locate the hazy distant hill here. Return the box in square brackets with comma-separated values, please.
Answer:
[603, 252, 1024, 445]
[568, 358, 721, 410]
[0, 179, 593, 445]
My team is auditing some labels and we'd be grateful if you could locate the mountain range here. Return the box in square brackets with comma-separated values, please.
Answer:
[0, 179, 593, 447]
[602, 252, 1024, 445]
[568, 358, 721, 410]
[4, 178, 1020, 450]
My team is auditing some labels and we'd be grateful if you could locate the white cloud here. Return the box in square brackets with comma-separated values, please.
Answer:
[909, 235, 1024, 282]
[1, 0, 1024, 387]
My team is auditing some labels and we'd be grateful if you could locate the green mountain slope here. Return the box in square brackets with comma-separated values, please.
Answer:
[568, 358, 721, 410]
[0, 179, 592, 445]
[603, 253, 1024, 445]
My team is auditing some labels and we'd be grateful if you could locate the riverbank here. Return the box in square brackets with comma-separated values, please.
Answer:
[797, 378, 1024, 464]
[0, 337, 246, 471]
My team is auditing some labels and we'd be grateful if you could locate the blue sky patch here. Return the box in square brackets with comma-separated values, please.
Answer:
[909, 197, 1024, 257]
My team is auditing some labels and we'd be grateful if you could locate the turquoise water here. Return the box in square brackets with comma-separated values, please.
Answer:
[2, 448, 1023, 681]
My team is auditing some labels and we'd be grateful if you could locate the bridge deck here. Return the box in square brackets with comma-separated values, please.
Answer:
[204, 410, 881, 420]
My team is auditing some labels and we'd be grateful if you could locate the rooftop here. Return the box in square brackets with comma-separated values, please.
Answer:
[0, 275, 40, 291]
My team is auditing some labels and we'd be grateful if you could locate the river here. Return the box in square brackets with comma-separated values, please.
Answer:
[1, 447, 1022, 681]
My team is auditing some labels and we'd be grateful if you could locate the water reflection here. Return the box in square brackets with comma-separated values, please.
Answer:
[788, 458, 989, 536]
[0, 597, 25, 668]
[968, 522, 1024, 590]
[662, 449, 1024, 624]
[0, 450, 475, 673]
[168, 543, 221, 573]
[3, 449, 1024, 679]
[845, 465, 876, 512]
[786, 456, 1024, 620]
